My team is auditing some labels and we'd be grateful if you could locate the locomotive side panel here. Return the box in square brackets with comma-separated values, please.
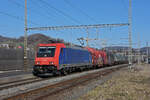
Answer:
[59, 48, 92, 69]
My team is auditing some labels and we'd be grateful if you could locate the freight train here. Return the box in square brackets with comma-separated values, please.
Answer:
[32, 43, 128, 76]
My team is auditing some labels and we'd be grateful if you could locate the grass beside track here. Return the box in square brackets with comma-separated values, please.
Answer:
[79, 64, 150, 100]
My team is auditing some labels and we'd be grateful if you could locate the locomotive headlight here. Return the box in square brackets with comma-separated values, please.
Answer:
[49, 61, 54, 65]
[37, 61, 40, 64]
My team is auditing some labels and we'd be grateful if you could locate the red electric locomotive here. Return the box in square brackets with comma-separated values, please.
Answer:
[33, 43, 65, 76]
[33, 43, 92, 76]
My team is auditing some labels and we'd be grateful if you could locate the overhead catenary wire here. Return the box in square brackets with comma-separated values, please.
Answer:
[7, 0, 23, 8]
[30, 0, 80, 25]
[7, 0, 58, 25]
[121, 0, 128, 10]
[38, 0, 82, 25]
[2, 0, 130, 47]
[0, 11, 38, 26]
[63, 0, 98, 23]
[30, 0, 63, 24]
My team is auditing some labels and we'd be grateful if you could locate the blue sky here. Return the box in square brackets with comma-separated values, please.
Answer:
[0, 0, 149, 48]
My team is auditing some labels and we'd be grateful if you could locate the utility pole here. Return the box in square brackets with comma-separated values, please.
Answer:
[146, 42, 149, 64]
[138, 40, 141, 64]
[78, 28, 99, 47]
[96, 27, 99, 40]
[101, 39, 107, 51]
[86, 28, 89, 46]
[128, 0, 133, 68]
[24, 0, 28, 71]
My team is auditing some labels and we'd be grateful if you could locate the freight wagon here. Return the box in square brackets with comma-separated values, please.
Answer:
[85, 47, 107, 67]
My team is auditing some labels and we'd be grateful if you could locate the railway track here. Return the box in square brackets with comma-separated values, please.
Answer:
[3, 64, 128, 100]
[0, 77, 43, 91]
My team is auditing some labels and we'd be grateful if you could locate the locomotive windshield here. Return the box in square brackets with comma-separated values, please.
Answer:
[37, 46, 56, 57]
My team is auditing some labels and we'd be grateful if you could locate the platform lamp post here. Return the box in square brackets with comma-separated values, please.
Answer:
[24, 0, 28, 71]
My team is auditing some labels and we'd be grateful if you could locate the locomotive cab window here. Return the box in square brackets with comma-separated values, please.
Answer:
[37, 46, 56, 57]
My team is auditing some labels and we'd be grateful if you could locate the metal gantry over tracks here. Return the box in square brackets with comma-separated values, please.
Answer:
[27, 23, 129, 31]
[24, 0, 133, 70]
